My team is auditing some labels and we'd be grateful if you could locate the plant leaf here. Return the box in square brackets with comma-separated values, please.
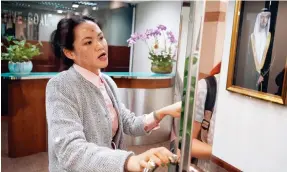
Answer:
[13, 41, 19, 45]
[22, 56, 29, 60]
[20, 40, 26, 46]
[193, 56, 198, 65]
[1, 40, 42, 62]
[7, 36, 13, 42]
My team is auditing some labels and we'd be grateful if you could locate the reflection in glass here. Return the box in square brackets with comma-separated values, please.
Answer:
[1, 1, 134, 73]
[176, 1, 206, 171]
[1, 1, 133, 46]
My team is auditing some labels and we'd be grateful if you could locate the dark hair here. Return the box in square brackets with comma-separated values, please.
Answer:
[50, 16, 100, 69]
[210, 62, 221, 76]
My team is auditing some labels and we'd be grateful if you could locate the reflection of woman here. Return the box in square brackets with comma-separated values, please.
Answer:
[190, 62, 226, 172]
[245, 9, 271, 92]
[15, 16, 26, 40]
[46, 16, 181, 172]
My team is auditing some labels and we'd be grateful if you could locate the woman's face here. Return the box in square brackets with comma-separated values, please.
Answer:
[65, 20, 108, 74]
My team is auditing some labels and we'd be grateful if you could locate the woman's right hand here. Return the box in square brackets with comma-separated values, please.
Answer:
[125, 147, 179, 172]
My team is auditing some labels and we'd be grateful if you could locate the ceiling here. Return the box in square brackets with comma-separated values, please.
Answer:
[1, 1, 131, 14]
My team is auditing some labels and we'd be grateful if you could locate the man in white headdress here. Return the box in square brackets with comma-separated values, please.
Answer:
[244, 8, 272, 92]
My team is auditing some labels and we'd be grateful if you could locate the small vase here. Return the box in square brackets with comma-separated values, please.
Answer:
[151, 63, 173, 74]
[8, 61, 33, 76]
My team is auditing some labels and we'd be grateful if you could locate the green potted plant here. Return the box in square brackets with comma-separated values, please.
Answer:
[127, 25, 177, 74]
[1, 36, 42, 76]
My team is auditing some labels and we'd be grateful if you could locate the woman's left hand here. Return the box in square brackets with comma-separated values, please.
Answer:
[156, 101, 182, 120]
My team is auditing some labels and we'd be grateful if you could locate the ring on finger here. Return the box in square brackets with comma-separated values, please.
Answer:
[147, 159, 156, 169]
[168, 154, 178, 163]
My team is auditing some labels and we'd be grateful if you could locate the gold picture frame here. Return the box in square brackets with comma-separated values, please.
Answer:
[226, 0, 287, 105]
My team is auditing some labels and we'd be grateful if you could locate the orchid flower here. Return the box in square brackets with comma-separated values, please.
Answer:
[127, 24, 178, 64]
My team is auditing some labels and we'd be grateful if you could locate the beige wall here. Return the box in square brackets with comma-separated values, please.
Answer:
[199, 1, 227, 75]
[199, 1, 227, 74]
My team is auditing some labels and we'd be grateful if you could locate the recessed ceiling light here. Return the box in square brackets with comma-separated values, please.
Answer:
[57, 10, 63, 14]
[78, 1, 97, 6]
[82, 8, 89, 15]
[72, 4, 79, 8]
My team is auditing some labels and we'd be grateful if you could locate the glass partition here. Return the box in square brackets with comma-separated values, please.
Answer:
[171, 1, 207, 171]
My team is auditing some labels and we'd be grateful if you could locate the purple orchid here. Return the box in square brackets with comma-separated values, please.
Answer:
[127, 38, 136, 46]
[131, 33, 140, 40]
[127, 25, 178, 63]
[157, 25, 167, 31]
[152, 29, 161, 37]
[167, 31, 177, 43]
[127, 33, 141, 46]
[145, 29, 154, 38]
[139, 34, 148, 41]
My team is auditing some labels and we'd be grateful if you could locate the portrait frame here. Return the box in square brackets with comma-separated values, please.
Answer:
[226, 0, 287, 105]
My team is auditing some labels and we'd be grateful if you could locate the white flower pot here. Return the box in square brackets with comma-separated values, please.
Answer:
[8, 61, 33, 76]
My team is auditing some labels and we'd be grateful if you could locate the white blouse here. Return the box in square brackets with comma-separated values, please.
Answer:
[195, 74, 227, 172]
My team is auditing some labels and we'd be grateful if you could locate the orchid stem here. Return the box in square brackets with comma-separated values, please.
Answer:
[163, 32, 167, 52]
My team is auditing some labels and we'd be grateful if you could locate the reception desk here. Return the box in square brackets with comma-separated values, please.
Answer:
[1, 72, 175, 158]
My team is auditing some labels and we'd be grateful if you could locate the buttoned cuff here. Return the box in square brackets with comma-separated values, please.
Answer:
[144, 113, 160, 132]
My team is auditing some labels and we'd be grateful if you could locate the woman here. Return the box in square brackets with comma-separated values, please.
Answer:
[190, 62, 226, 172]
[46, 16, 181, 172]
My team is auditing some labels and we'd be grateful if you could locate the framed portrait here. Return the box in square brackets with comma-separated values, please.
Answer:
[227, 1, 287, 105]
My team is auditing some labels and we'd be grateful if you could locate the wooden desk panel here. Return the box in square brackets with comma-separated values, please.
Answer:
[7, 79, 48, 157]
[114, 78, 173, 89]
